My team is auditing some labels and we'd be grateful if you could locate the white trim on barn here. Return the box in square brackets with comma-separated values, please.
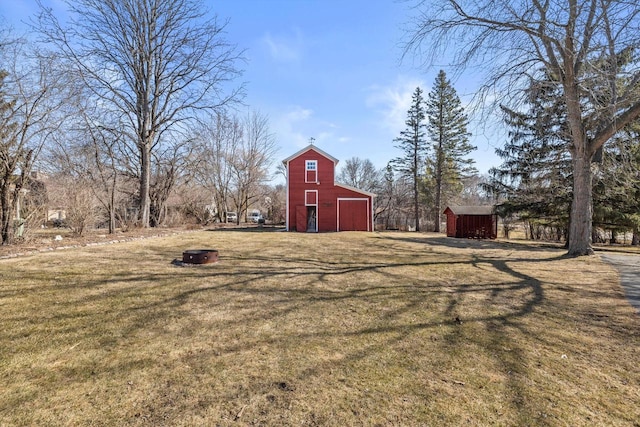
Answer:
[305, 190, 318, 206]
[337, 197, 371, 232]
[305, 159, 318, 183]
[334, 183, 377, 198]
[305, 190, 319, 233]
[282, 144, 339, 166]
[285, 162, 290, 231]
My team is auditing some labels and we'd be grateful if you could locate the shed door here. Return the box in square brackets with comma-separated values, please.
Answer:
[338, 199, 369, 231]
[295, 205, 307, 232]
[446, 213, 457, 237]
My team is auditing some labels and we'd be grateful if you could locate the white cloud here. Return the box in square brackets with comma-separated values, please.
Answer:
[261, 30, 304, 62]
[365, 75, 426, 134]
[284, 106, 313, 122]
[314, 131, 334, 144]
[270, 106, 354, 160]
[272, 105, 315, 150]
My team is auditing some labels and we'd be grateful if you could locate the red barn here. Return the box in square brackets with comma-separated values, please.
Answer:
[283, 145, 375, 232]
[443, 206, 498, 239]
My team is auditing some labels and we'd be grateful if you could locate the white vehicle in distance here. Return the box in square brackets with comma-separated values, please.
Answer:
[248, 210, 262, 223]
[225, 212, 237, 223]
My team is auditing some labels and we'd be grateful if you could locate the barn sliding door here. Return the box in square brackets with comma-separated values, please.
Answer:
[337, 199, 370, 231]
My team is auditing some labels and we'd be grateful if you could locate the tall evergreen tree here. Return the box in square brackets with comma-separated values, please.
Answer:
[405, 0, 640, 256]
[592, 123, 640, 243]
[392, 87, 428, 231]
[424, 70, 475, 232]
[486, 75, 573, 238]
[488, 72, 640, 244]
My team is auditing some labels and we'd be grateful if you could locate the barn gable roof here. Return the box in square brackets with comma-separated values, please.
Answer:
[335, 182, 377, 198]
[444, 205, 495, 215]
[282, 144, 339, 165]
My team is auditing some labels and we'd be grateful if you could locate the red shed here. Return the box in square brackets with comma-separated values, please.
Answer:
[443, 206, 497, 239]
[283, 145, 375, 232]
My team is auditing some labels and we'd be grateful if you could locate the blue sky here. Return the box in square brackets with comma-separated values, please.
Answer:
[0, 0, 502, 178]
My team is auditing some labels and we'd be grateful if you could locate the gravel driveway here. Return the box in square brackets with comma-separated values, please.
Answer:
[600, 253, 640, 314]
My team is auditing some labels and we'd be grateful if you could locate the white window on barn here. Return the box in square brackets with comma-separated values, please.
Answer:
[305, 160, 318, 183]
[305, 190, 318, 206]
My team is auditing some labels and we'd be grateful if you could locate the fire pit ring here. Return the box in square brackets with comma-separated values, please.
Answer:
[182, 249, 219, 264]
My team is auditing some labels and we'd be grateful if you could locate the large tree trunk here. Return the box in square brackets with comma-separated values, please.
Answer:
[433, 142, 443, 233]
[567, 154, 594, 256]
[0, 186, 12, 245]
[413, 146, 420, 232]
[108, 188, 116, 234]
[413, 180, 420, 232]
[564, 70, 595, 256]
[434, 181, 441, 232]
[139, 145, 151, 228]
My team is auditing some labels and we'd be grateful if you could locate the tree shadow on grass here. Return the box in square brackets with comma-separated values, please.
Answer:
[385, 233, 567, 254]
[1, 233, 629, 425]
[120, 249, 551, 422]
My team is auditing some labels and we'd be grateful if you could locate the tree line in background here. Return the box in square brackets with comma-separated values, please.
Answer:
[336, 70, 483, 233]
[405, 0, 640, 256]
[0, 0, 282, 245]
[3, 0, 640, 253]
[0, 0, 486, 246]
[350, 49, 640, 248]
[486, 71, 640, 245]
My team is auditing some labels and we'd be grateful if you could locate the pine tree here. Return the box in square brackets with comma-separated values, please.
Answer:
[486, 75, 573, 240]
[391, 87, 428, 231]
[592, 122, 640, 243]
[488, 68, 640, 244]
[425, 70, 475, 232]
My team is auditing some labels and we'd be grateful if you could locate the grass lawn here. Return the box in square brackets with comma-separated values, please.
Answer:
[1, 230, 639, 426]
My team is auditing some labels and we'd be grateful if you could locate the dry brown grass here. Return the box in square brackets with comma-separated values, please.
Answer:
[1, 230, 639, 426]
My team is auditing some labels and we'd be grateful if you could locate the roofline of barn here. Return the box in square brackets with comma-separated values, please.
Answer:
[282, 144, 339, 166]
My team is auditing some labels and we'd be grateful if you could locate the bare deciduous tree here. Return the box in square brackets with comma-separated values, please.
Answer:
[376, 164, 414, 230]
[149, 138, 193, 227]
[336, 157, 382, 194]
[48, 107, 128, 234]
[264, 183, 286, 225]
[189, 110, 276, 224]
[229, 111, 277, 222]
[191, 113, 242, 222]
[0, 38, 69, 244]
[37, 0, 244, 228]
[406, 0, 640, 255]
[57, 175, 97, 236]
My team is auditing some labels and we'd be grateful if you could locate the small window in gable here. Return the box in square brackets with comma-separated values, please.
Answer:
[305, 160, 318, 183]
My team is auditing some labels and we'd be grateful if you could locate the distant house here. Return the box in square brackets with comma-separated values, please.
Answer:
[282, 145, 375, 232]
[443, 206, 497, 239]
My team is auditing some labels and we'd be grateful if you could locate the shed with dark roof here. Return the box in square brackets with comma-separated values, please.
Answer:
[443, 206, 497, 239]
